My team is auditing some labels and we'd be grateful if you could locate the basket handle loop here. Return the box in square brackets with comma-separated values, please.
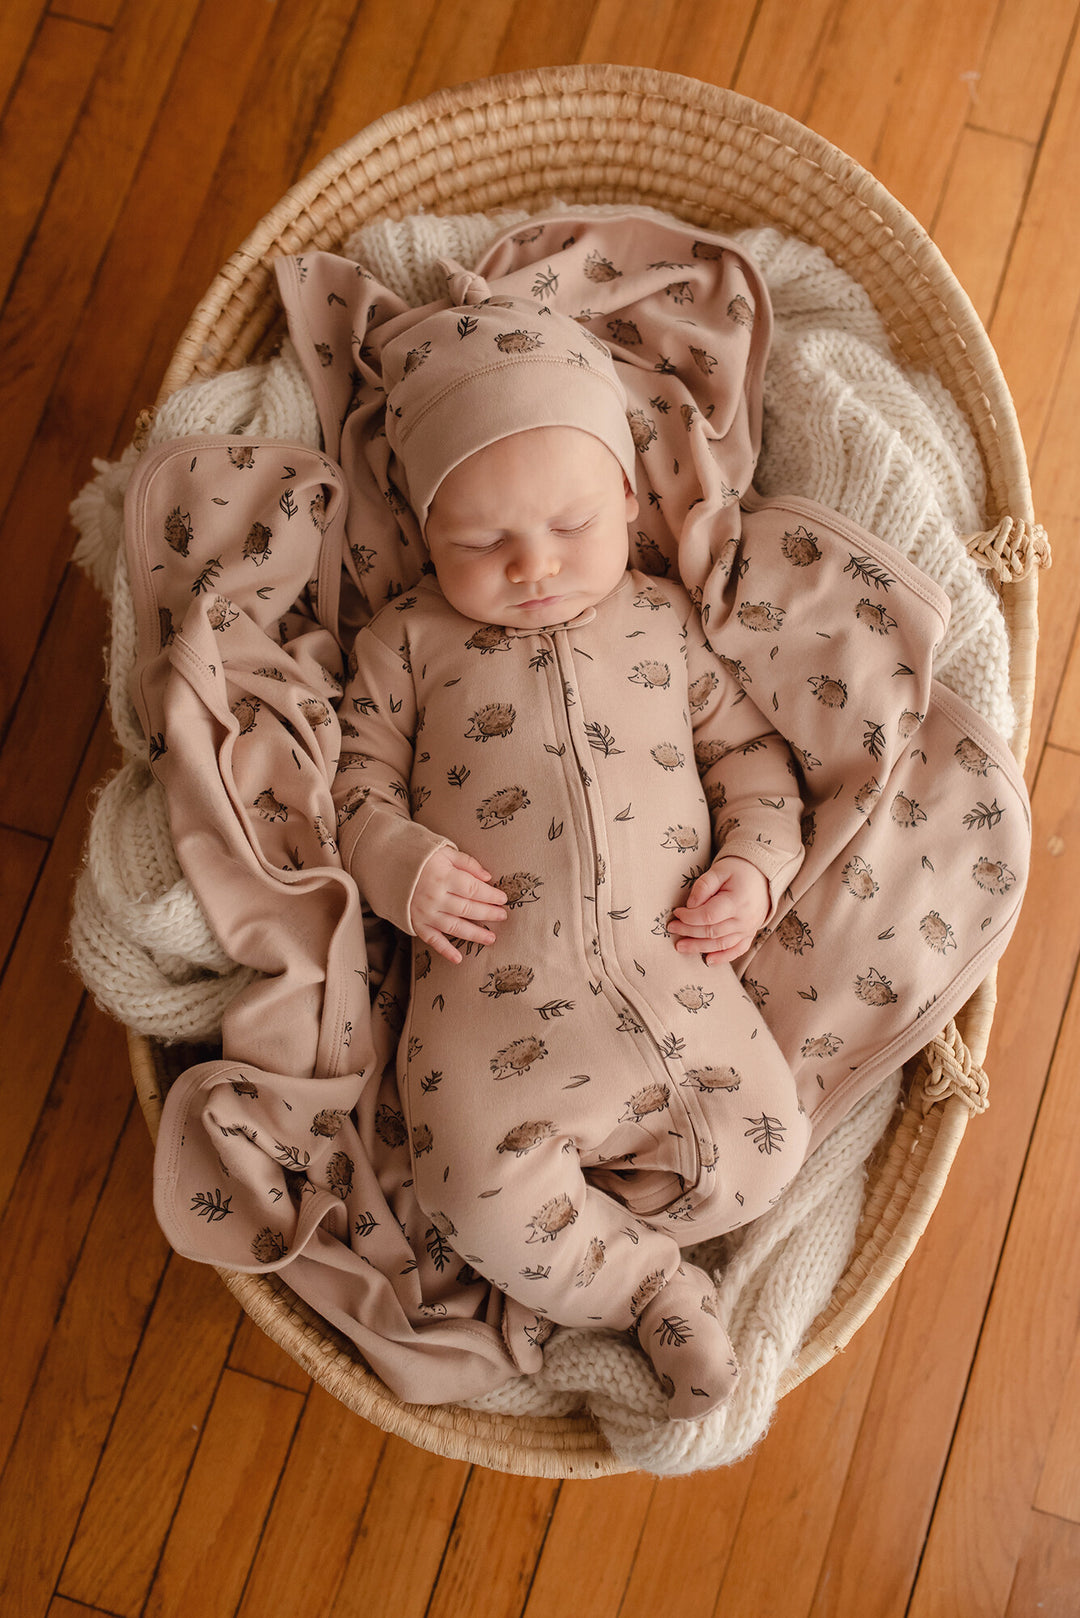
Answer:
[964, 516, 1051, 581]
[919, 1019, 990, 1115]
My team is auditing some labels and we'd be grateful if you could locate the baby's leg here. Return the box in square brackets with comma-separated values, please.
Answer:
[412, 1130, 738, 1419]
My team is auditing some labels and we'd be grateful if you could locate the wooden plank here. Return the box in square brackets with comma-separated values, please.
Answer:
[304, 0, 438, 166]
[708, 1302, 896, 1618]
[140, 1369, 304, 1618]
[0, 0, 274, 737]
[117, 0, 360, 429]
[0, 15, 109, 307]
[807, 743, 1080, 1618]
[0, 999, 134, 1474]
[907, 888, 1080, 1616]
[1039, 330, 1080, 760]
[0, 1107, 168, 1618]
[236, 1386, 386, 1617]
[1005, 1512, 1080, 1618]
[0, 707, 120, 1215]
[929, 126, 1034, 326]
[969, 0, 1080, 143]
[520, 1473, 656, 1617]
[0, 823, 46, 966]
[1048, 591, 1080, 757]
[578, 0, 686, 69]
[400, 0, 519, 102]
[328, 1436, 471, 1618]
[51, 1, 124, 26]
[0, 1, 50, 116]
[0, 565, 110, 839]
[492, 0, 600, 76]
[989, 20, 1080, 458]
[803, 0, 1000, 228]
[426, 1467, 559, 1618]
[732, 0, 840, 122]
[48, 1598, 110, 1618]
[1035, 1330, 1080, 1521]
[228, 1312, 312, 1393]
[60, 1255, 241, 1617]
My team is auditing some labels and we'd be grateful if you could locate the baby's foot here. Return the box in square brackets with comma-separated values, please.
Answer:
[635, 1262, 739, 1421]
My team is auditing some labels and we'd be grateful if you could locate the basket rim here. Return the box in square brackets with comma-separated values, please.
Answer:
[132, 61, 1036, 1476]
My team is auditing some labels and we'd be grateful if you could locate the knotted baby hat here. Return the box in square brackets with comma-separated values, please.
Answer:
[382, 258, 637, 529]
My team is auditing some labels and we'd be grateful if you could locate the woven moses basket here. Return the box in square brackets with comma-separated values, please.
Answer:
[126, 63, 1040, 1476]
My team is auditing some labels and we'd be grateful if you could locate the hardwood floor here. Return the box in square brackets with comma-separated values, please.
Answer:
[2, 2, 1078, 1613]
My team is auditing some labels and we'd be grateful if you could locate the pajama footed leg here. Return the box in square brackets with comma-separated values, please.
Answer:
[634, 1261, 739, 1421]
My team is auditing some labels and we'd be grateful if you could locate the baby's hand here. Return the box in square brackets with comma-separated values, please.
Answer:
[410, 847, 507, 964]
[666, 857, 770, 967]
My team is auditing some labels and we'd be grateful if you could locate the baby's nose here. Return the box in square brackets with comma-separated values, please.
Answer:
[506, 543, 560, 584]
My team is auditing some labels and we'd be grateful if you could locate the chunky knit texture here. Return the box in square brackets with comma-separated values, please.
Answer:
[68, 205, 1012, 1473]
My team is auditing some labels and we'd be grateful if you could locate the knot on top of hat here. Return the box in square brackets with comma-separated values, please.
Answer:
[436, 257, 515, 308]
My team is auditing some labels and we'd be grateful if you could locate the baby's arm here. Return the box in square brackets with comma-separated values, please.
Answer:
[334, 619, 505, 957]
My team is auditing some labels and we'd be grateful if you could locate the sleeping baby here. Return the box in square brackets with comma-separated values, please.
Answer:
[330, 276, 811, 1419]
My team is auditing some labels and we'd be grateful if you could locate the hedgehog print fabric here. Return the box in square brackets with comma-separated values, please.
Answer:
[124, 210, 1031, 1418]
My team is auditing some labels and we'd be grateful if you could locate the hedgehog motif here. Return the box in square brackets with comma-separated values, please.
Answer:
[497, 1120, 558, 1157]
[158, 606, 175, 648]
[627, 409, 658, 452]
[743, 978, 769, 1012]
[891, 792, 927, 828]
[633, 532, 670, 575]
[526, 1193, 578, 1244]
[727, 294, 754, 328]
[633, 582, 670, 611]
[374, 1104, 407, 1149]
[251, 1228, 288, 1264]
[466, 703, 516, 742]
[854, 968, 898, 1006]
[971, 856, 1015, 894]
[227, 445, 256, 470]
[802, 1033, 844, 1060]
[240, 521, 273, 566]
[854, 779, 882, 815]
[402, 341, 432, 374]
[705, 780, 728, 815]
[630, 1269, 669, 1317]
[629, 659, 671, 690]
[674, 984, 714, 1013]
[688, 345, 718, 375]
[841, 855, 878, 899]
[714, 816, 741, 845]
[608, 318, 642, 345]
[429, 1209, 457, 1238]
[350, 542, 376, 577]
[479, 964, 534, 998]
[326, 1152, 354, 1199]
[414, 947, 432, 981]
[232, 695, 260, 734]
[314, 342, 333, 367]
[620, 1082, 671, 1123]
[682, 1066, 741, 1093]
[466, 623, 513, 653]
[411, 1123, 434, 1157]
[477, 785, 531, 828]
[800, 810, 817, 848]
[717, 653, 750, 686]
[662, 825, 701, 853]
[737, 600, 786, 632]
[496, 871, 543, 907]
[808, 673, 848, 708]
[490, 1036, 548, 1079]
[583, 251, 622, 282]
[687, 672, 720, 713]
[956, 737, 994, 775]
[898, 709, 924, 739]
[336, 784, 371, 822]
[694, 740, 727, 770]
[312, 815, 337, 854]
[495, 329, 544, 353]
[680, 402, 699, 432]
[207, 596, 239, 632]
[780, 525, 822, 566]
[231, 1077, 259, 1099]
[574, 1238, 606, 1288]
[920, 911, 958, 953]
[665, 280, 694, 304]
[775, 910, 814, 953]
[650, 742, 685, 771]
[855, 598, 897, 634]
[698, 1139, 720, 1171]
[252, 787, 288, 822]
[309, 490, 328, 531]
[310, 1109, 345, 1139]
[299, 697, 332, 728]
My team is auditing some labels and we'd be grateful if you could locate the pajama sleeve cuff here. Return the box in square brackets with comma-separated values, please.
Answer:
[342, 806, 454, 935]
[712, 838, 805, 925]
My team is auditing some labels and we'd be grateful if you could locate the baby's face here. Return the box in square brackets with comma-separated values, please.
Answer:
[424, 426, 638, 630]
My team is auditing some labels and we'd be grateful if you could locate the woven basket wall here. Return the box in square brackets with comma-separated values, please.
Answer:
[128, 63, 1039, 1478]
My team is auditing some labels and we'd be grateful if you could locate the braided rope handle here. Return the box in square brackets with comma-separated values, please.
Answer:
[919, 1020, 990, 1115]
[965, 515, 1051, 581]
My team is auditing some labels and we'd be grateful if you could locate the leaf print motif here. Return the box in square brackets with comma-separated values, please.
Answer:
[655, 1315, 694, 1347]
[354, 1211, 379, 1237]
[191, 557, 223, 596]
[863, 721, 886, 760]
[844, 553, 895, 591]
[425, 1225, 454, 1273]
[744, 1114, 787, 1154]
[964, 799, 1005, 831]
[191, 1189, 232, 1222]
[585, 721, 623, 755]
[535, 999, 575, 1019]
[532, 264, 559, 298]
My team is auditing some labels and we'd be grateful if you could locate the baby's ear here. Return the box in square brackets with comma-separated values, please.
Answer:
[623, 476, 639, 522]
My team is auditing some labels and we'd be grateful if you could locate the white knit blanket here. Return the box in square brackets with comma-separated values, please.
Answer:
[69, 205, 1011, 1474]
